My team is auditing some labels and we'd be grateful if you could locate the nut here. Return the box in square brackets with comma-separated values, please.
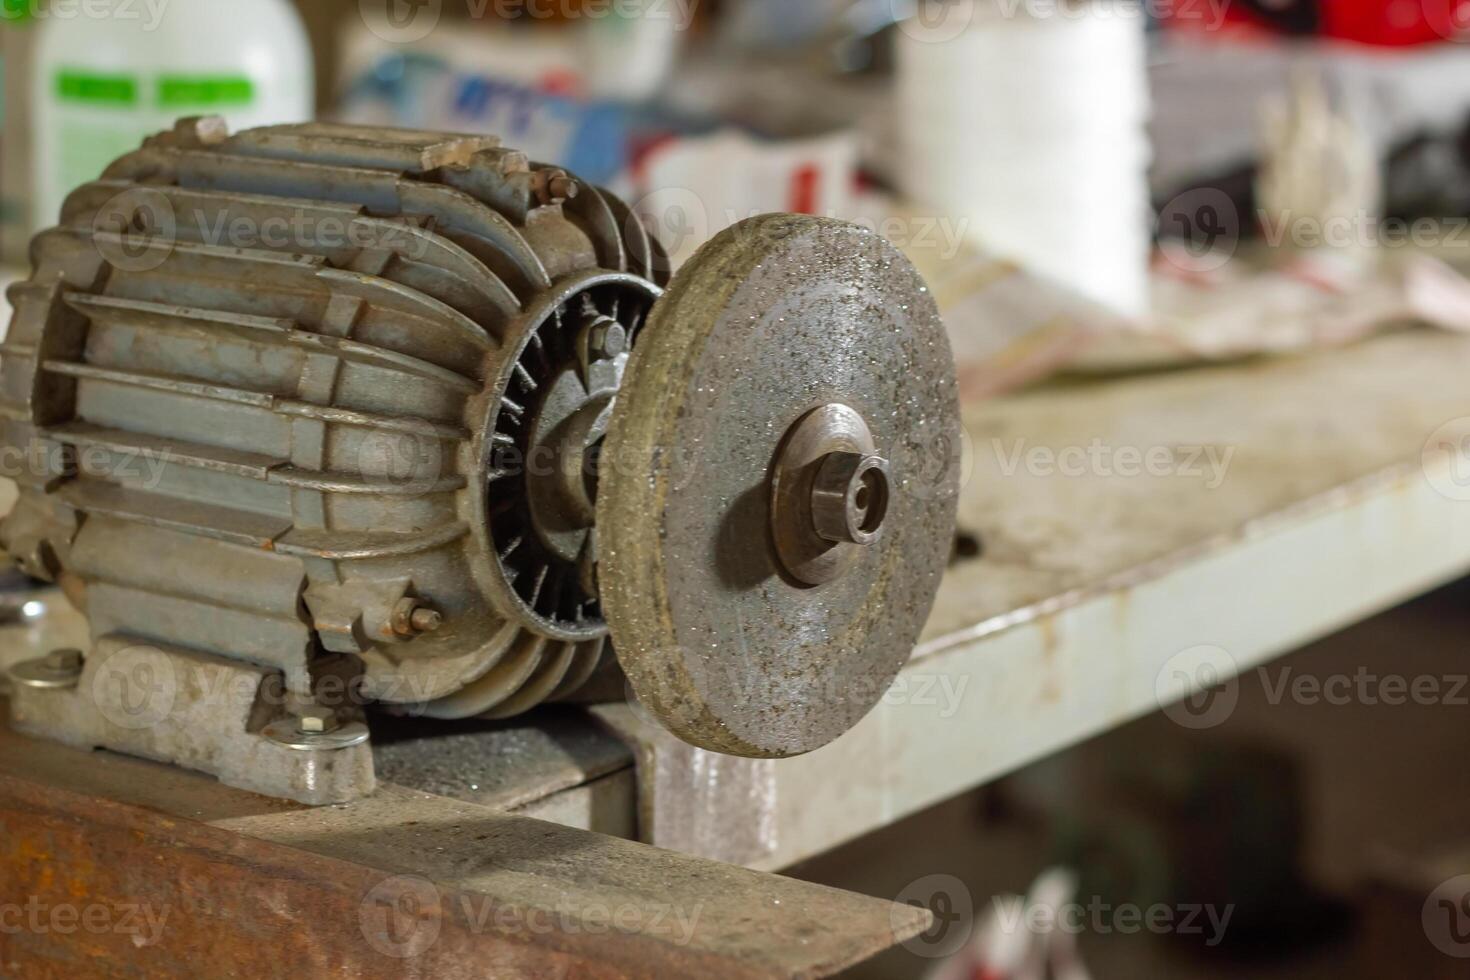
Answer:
[297, 707, 339, 735]
[587, 317, 627, 361]
[811, 452, 891, 546]
[532, 168, 580, 206]
[392, 597, 443, 636]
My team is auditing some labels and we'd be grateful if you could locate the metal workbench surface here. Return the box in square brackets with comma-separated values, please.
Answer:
[5, 316, 1470, 873]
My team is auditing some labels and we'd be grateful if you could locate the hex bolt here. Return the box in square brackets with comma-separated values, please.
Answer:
[181, 115, 230, 146]
[810, 452, 891, 546]
[297, 707, 339, 735]
[264, 704, 370, 752]
[409, 607, 443, 632]
[532, 168, 580, 205]
[586, 316, 628, 361]
[392, 597, 443, 636]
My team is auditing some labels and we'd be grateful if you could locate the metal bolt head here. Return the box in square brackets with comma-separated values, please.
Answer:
[811, 452, 891, 546]
[532, 168, 580, 205]
[297, 707, 339, 735]
[588, 318, 628, 361]
[409, 607, 443, 632]
[264, 712, 369, 752]
[392, 597, 442, 636]
[175, 114, 229, 147]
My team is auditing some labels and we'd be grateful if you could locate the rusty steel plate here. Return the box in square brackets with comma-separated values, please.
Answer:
[599, 214, 961, 758]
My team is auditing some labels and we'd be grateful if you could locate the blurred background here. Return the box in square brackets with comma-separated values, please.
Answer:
[7, 0, 1470, 383]
[4, 1, 1470, 976]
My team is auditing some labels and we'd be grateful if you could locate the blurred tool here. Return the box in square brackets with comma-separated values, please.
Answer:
[30, 0, 312, 230]
[895, 0, 1153, 318]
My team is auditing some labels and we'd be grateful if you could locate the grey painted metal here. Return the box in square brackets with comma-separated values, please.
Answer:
[9, 634, 375, 805]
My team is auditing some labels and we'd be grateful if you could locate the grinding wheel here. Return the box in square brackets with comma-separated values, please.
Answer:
[598, 214, 961, 758]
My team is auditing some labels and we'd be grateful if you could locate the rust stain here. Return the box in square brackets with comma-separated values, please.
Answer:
[1112, 586, 1131, 632]
[0, 712, 931, 980]
[1036, 616, 1062, 705]
[1037, 616, 1059, 660]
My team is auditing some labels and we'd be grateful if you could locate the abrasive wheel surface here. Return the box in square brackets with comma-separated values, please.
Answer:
[599, 214, 961, 757]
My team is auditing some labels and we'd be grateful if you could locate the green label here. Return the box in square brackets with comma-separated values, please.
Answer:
[0, 0, 33, 24]
[157, 75, 255, 108]
[56, 71, 139, 107]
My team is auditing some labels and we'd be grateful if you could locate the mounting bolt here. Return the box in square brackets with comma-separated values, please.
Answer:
[586, 316, 628, 361]
[532, 168, 580, 206]
[392, 597, 443, 637]
[410, 607, 443, 632]
[811, 452, 891, 547]
[9, 648, 84, 690]
[297, 707, 339, 735]
[264, 706, 370, 752]
[169, 115, 230, 147]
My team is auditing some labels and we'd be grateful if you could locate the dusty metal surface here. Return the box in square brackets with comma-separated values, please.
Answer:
[733, 327, 1470, 870]
[10, 635, 375, 805]
[512, 767, 639, 839]
[600, 215, 961, 759]
[594, 701, 782, 867]
[453, 327, 1470, 870]
[7, 327, 1470, 873]
[372, 708, 633, 811]
[921, 327, 1470, 650]
[0, 700, 930, 980]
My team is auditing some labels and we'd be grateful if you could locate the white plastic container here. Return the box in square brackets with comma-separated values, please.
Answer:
[30, 0, 312, 230]
[896, 3, 1153, 319]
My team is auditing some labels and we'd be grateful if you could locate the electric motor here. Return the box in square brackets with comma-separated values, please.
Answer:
[2, 120, 959, 801]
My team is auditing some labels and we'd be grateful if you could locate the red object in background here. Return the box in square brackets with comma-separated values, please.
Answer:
[789, 164, 820, 215]
[1161, 0, 1470, 46]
